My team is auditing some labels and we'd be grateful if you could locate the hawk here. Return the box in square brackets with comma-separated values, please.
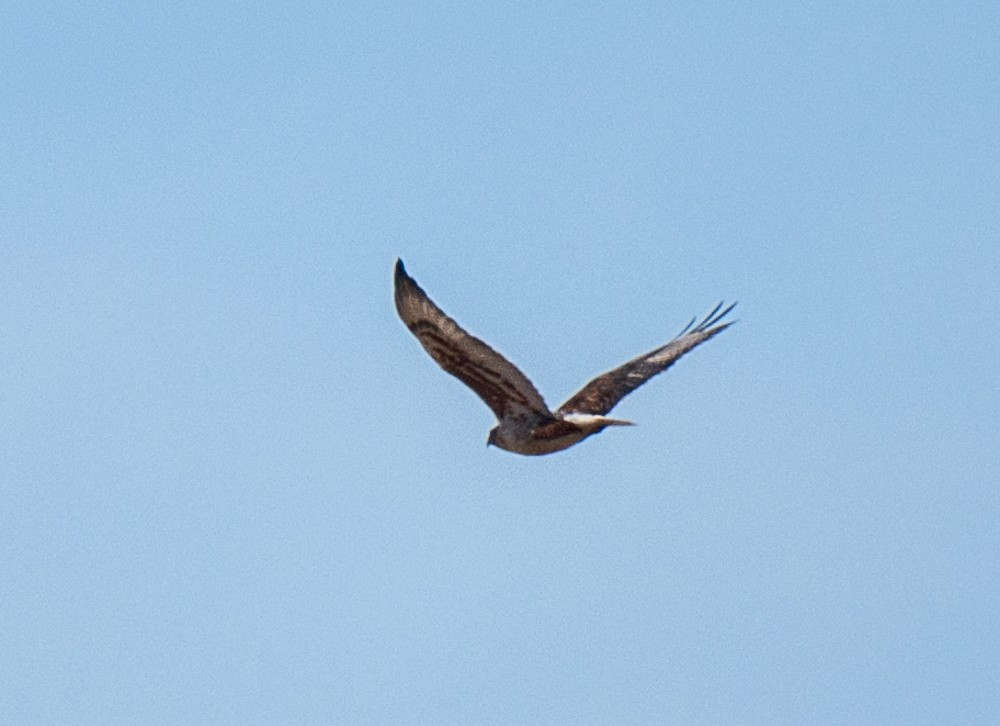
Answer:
[394, 259, 735, 456]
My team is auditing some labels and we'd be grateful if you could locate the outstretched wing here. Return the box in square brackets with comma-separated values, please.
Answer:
[394, 259, 551, 421]
[556, 302, 736, 417]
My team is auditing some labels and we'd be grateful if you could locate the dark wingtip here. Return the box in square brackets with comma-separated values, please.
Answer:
[394, 259, 412, 289]
[717, 301, 738, 327]
[697, 300, 737, 332]
[394, 258, 428, 306]
[676, 301, 738, 338]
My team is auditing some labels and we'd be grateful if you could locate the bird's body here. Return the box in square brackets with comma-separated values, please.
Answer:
[487, 412, 634, 456]
[393, 259, 734, 456]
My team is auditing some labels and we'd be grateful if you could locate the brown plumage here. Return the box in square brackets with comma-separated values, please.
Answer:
[394, 259, 735, 456]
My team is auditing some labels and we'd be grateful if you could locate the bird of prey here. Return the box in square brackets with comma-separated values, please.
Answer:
[394, 259, 735, 456]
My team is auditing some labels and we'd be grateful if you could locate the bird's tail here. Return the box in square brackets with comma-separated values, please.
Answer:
[562, 412, 635, 428]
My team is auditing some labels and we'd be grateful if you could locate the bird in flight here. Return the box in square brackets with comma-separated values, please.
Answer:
[394, 259, 735, 456]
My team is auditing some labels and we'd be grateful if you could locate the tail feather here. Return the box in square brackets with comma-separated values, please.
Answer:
[602, 417, 635, 426]
[562, 412, 634, 427]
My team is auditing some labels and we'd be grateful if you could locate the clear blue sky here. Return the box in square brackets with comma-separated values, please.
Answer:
[3, 3, 998, 724]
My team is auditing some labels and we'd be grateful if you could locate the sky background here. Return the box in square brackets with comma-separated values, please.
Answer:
[3, 3, 999, 724]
